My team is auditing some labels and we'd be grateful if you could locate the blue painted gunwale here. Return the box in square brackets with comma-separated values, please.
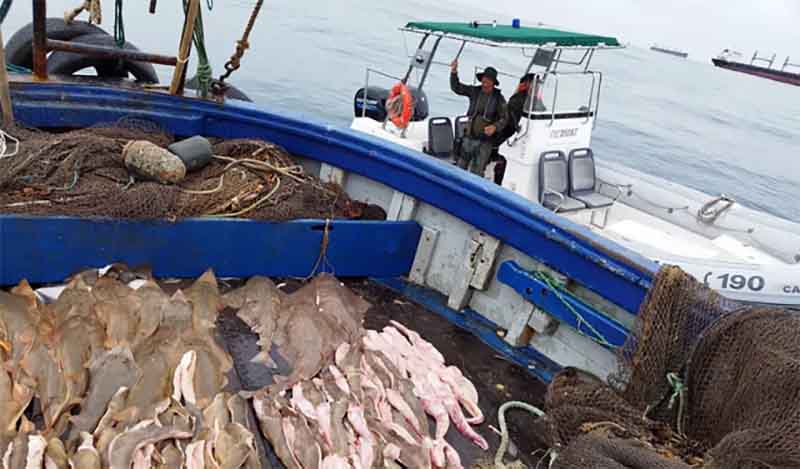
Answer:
[0, 217, 422, 285]
[497, 261, 629, 348]
[7, 80, 659, 314]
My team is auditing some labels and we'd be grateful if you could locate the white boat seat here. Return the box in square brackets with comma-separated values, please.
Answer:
[568, 148, 615, 208]
[427, 117, 454, 158]
[539, 151, 586, 213]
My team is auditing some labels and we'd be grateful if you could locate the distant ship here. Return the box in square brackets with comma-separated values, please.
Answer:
[712, 50, 800, 87]
[650, 44, 688, 58]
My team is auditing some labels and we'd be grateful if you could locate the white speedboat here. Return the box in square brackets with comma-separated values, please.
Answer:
[351, 20, 800, 305]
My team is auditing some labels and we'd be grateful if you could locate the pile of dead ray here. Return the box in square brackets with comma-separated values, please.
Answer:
[0, 265, 545, 469]
[0, 121, 386, 221]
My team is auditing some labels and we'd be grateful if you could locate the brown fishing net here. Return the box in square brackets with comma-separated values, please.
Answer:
[0, 118, 383, 221]
[541, 266, 800, 469]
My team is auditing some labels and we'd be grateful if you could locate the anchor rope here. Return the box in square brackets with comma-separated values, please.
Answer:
[183, 0, 213, 97]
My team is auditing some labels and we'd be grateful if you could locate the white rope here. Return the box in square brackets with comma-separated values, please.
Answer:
[0, 130, 19, 159]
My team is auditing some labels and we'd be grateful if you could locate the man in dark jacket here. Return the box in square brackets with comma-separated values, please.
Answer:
[490, 73, 546, 184]
[450, 60, 508, 176]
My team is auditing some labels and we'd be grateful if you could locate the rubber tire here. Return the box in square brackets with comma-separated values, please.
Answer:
[185, 75, 252, 102]
[5, 18, 107, 69]
[46, 33, 159, 84]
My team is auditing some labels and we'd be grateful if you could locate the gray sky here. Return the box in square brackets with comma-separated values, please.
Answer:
[448, 0, 800, 63]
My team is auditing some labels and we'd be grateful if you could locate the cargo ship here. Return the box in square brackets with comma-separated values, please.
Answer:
[712, 49, 800, 86]
[650, 44, 688, 58]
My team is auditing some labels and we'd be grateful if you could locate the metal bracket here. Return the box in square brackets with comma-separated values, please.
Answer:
[319, 163, 347, 186]
[447, 231, 502, 311]
[497, 261, 628, 349]
[387, 191, 418, 221]
[409, 227, 439, 285]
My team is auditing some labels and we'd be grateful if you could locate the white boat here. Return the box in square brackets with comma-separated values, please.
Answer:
[351, 21, 800, 306]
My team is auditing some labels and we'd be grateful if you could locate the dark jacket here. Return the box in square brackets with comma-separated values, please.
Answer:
[496, 88, 548, 145]
[496, 90, 527, 144]
[450, 72, 508, 140]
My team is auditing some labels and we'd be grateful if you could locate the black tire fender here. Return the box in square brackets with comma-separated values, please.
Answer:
[5, 18, 107, 69]
[46, 33, 159, 84]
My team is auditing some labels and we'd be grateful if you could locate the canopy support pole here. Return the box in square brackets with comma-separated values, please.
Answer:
[402, 34, 429, 84]
[170, 0, 200, 95]
[416, 36, 442, 92]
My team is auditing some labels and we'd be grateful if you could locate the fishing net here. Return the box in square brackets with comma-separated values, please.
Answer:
[0, 118, 382, 221]
[540, 266, 800, 469]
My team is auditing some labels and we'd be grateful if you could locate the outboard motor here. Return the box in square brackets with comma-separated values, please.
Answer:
[354, 86, 429, 122]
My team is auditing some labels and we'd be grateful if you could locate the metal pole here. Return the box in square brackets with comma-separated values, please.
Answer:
[416, 36, 442, 92]
[170, 0, 200, 94]
[48, 40, 179, 66]
[32, 0, 48, 80]
[0, 28, 15, 125]
[402, 34, 429, 84]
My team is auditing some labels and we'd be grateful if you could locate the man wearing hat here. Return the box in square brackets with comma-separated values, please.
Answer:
[450, 59, 508, 176]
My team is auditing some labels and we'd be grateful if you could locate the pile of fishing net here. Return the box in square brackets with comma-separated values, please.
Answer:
[0, 118, 382, 221]
[536, 266, 800, 469]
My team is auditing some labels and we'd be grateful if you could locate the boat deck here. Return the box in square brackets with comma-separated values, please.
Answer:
[213, 278, 549, 468]
[563, 201, 784, 266]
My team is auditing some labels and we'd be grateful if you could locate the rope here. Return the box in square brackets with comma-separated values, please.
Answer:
[305, 218, 334, 279]
[205, 176, 281, 218]
[0, 0, 12, 25]
[64, 0, 101, 25]
[533, 270, 616, 348]
[0, 130, 20, 159]
[7, 63, 31, 74]
[666, 372, 687, 436]
[215, 0, 263, 93]
[183, 0, 212, 97]
[697, 194, 735, 225]
[114, 0, 125, 47]
[494, 401, 546, 469]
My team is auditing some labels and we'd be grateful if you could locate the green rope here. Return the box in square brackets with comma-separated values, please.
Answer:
[533, 270, 617, 348]
[0, 0, 13, 25]
[7, 64, 30, 74]
[666, 372, 687, 436]
[183, 0, 213, 97]
[114, 0, 125, 48]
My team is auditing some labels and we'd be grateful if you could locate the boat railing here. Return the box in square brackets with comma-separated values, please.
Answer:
[751, 51, 777, 69]
[783, 57, 800, 72]
[360, 68, 405, 119]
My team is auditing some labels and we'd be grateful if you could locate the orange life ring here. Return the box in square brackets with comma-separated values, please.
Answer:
[386, 82, 413, 129]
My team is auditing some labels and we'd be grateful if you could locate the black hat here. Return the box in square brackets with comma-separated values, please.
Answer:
[476, 67, 500, 85]
[519, 73, 535, 84]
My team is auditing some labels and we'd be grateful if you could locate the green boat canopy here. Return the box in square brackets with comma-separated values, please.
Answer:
[405, 22, 621, 48]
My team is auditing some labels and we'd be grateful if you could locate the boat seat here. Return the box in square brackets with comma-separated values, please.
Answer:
[427, 117, 454, 158]
[454, 115, 469, 140]
[568, 148, 615, 209]
[539, 151, 586, 213]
